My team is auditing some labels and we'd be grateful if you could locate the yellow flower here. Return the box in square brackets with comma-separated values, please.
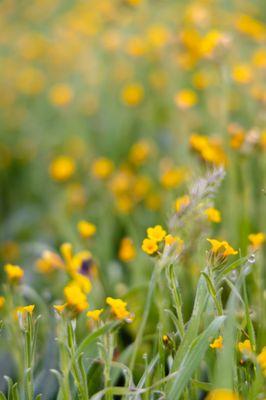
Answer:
[175, 195, 190, 213]
[91, 157, 114, 179]
[129, 140, 151, 166]
[147, 25, 169, 48]
[49, 156, 76, 181]
[118, 238, 136, 262]
[87, 309, 103, 321]
[238, 339, 252, 354]
[17, 305, 35, 315]
[205, 208, 221, 223]
[36, 250, 64, 274]
[64, 282, 89, 313]
[174, 89, 197, 110]
[49, 83, 73, 107]
[106, 297, 130, 320]
[257, 347, 266, 376]
[142, 238, 158, 255]
[53, 303, 67, 314]
[4, 264, 24, 283]
[207, 239, 238, 257]
[248, 232, 265, 249]
[77, 220, 96, 239]
[235, 14, 266, 41]
[232, 64, 252, 84]
[206, 389, 241, 400]
[252, 48, 266, 69]
[210, 336, 223, 349]
[147, 225, 166, 242]
[160, 167, 187, 189]
[121, 83, 144, 107]
[165, 234, 177, 246]
[16, 67, 45, 95]
[0, 296, 5, 309]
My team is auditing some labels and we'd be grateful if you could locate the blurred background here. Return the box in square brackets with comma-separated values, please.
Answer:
[0, 0, 265, 396]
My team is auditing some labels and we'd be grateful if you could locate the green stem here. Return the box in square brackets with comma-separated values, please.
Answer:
[129, 269, 157, 370]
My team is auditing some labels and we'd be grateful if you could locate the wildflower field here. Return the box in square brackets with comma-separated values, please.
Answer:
[0, 0, 266, 399]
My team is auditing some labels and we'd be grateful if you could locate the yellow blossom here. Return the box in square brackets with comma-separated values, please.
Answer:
[77, 220, 96, 239]
[129, 140, 151, 166]
[49, 156, 76, 181]
[232, 64, 252, 84]
[248, 232, 265, 249]
[64, 282, 89, 313]
[210, 335, 223, 349]
[121, 83, 144, 107]
[142, 238, 158, 255]
[49, 84, 73, 107]
[118, 238, 136, 262]
[53, 303, 67, 314]
[175, 195, 190, 213]
[174, 89, 197, 110]
[17, 304, 35, 315]
[257, 347, 266, 376]
[106, 297, 130, 320]
[207, 239, 238, 257]
[91, 157, 114, 179]
[165, 234, 177, 246]
[147, 225, 166, 242]
[205, 208, 221, 223]
[0, 296, 5, 309]
[4, 264, 24, 283]
[238, 339, 252, 354]
[160, 167, 187, 189]
[36, 250, 64, 274]
[206, 389, 241, 400]
[87, 309, 103, 321]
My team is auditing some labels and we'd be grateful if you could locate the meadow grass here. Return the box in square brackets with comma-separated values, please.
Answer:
[0, 0, 265, 399]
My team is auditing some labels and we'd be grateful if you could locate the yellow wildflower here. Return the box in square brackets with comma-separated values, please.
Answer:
[232, 64, 252, 84]
[106, 297, 130, 320]
[91, 157, 114, 179]
[147, 225, 166, 242]
[174, 89, 197, 110]
[36, 250, 64, 274]
[77, 220, 96, 239]
[238, 339, 252, 354]
[64, 283, 89, 313]
[160, 167, 187, 189]
[175, 195, 190, 213]
[49, 156, 76, 181]
[17, 305, 35, 315]
[53, 303, 67, 314]
[4, 264, 24, 283]
[142, 238, 158, 255]
[210, 336, 223, 349]
[118, 238, 136, 262]
[252, 48, 266, 69]
[129, 140, 151, 166]
[257, 347, 266, 376]
[165, 234, 177, 246]
[87, 309, 103, 321]
[207, 239, 238, 257]
[205, 208, 221, 223]
[206, 389, 241, 400]
[0, 296, 5, 309]
[235, 14, 266, 41]
[49, 84, 73, 107]
[121, 83, 144, 106]
[248, 232, 265, 249]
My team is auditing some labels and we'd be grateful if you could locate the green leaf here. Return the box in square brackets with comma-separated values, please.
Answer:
[0, 392, 7, 400]
[166, 316, 226, 400]
[75, 321, 119, 358]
